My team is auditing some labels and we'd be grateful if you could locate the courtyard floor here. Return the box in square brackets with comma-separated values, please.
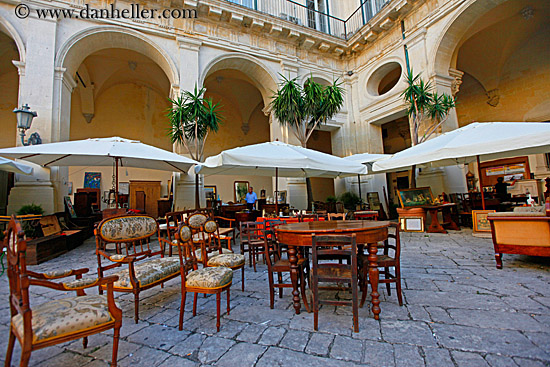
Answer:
[1, 229, 549, 366]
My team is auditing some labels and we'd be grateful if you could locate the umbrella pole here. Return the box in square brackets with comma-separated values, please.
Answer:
[275, 168, 279, 215]
[115, 157, 119, 207]
[358, 175, 362, 203]
[477, 155, 485, 210]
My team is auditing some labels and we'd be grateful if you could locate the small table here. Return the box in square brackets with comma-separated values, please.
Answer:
[354, 211, 379, 220]
[276, 220, 390, 319]
[420, 203, 459, 233]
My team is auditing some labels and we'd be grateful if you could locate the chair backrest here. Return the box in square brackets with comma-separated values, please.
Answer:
[262, 229, 280, 271]
[265, 219, 286, 230]
[298, 214, 319, 222]
[95, 214, 160, 257]
[173, 223, 198, 274]
[4, 218, 31, 337]
[188, 212, 208, 230]
[384, 222, 401, 260]
[311, 234, 357, 282]
[164, 211, 186, 241]
[240, 221, 264, 242]
[327, 213, 346, 221]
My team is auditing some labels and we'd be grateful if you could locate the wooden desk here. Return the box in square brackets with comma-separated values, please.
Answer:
[420, 203, 459, 233]
[276, 220, 390, 320]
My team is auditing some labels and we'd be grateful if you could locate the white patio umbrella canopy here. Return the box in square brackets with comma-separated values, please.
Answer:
[195, 141, 367, 178]
[344, 153, 390, 173]
[0, 137, 198, 173]
[0, 157, 33, 175]
[372, 122, 550, 173]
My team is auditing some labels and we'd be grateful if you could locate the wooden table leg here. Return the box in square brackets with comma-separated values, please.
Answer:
[442, 207, 459, 230]
[368, 242, 381, 319]
[288, 245, 301, 314]
[427, 208, 447, 233]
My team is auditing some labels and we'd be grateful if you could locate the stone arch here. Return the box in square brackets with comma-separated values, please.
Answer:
[0, 14, 25, 63]
[432, 0, 508, 76]
[56, 25, 178, 87]
[200, 53, 278, 108]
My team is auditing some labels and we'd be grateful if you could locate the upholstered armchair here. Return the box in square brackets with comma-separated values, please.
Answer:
[5, 217, 122, 367]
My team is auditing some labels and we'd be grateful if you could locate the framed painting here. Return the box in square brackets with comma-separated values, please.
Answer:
[367, 192, 381, 210]
[84, 172, 101, 189]
[472, 210, 496, 233]
[119, 182, 130, 195]
[234, 181, 249, 203]
[64, 196, 77, 218]
[397, 187, 434, 208]
[204, 185, 217, 200]
[399, 216, 424, 232]
[277, 190, 287, 204]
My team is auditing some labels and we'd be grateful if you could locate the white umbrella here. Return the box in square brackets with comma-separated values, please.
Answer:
[344, 153, 390, 201]
[0, 137, 198, 202]
[372, 122, 550, 209]
[0, 157, 33, 175]
[195, 141, 367, 211]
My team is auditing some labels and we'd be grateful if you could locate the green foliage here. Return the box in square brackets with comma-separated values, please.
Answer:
[17, 204, 44, 216]
[326, 195, 338, 203]
[167, 84, 223, 162]
[270, 75, 344, 148]
[338, 191, 362, 211]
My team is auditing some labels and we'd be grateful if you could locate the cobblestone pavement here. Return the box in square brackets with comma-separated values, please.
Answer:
[1, 229, 549, 366]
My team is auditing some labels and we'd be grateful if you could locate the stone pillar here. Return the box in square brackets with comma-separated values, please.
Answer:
[173, 36, 202, 210]
[7, 15, 58, 215]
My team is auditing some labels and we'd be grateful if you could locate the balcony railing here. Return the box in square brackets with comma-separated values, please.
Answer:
[225, 0, 389, 40]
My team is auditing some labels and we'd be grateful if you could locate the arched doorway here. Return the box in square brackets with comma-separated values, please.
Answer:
[0, 25, 21, 214]
[58, 28, 177, 210]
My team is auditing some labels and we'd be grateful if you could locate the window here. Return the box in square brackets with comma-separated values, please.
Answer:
[306, 0, 329, 33]
[227, 0, 256, 10]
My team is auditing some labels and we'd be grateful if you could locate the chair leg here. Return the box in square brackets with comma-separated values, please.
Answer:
[240, 267, 245, 291]
[193, 293, 198, 316]
[277, 273, 283, 298]
[179, 291, 187, 331]
[111, 324, 121, 367]
[5, 328, 16, 367]
[226, 288, 231, 315]
[352, 276, 359, 333]
[134, 292, 140, 324]
[359, 267, 368, 308]
[19, 349, 31, 367]
[385, 267, 391, 296]
[268, 272, 275, 309]
[313, 277, 319, 331]
[252, 247, 257, 272]
[395, 265, 403, 306]
[82, 336, 88, 349]
[216, 293, 221, 332]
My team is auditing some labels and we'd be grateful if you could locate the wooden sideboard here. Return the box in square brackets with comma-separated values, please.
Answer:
[129, 181, 161, 218]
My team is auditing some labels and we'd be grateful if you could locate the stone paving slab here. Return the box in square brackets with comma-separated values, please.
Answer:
[1, 229, 549, 366]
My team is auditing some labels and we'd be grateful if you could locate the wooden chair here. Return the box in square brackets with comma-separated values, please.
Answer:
[213, 216, 236, 250]
[161, 211, 185, 256]
[327, 213, 346, 221]
[360, 222, 403, 307]
[263, 230, 310, 312]
[5, 217, 122, 367]
[95, 215, 181, 323]
[199, 218, 246, 291]
[239, 221, 265, 272]
[311, 234, 359, 332]
[173, 223, 233, 332]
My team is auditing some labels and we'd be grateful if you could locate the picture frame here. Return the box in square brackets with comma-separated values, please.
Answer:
[277, 190, 287, 204]
[204, 185, 217, 200]
[119, 182, 130, 195]
[64, 196, 77, 218]
[399, 217, 424, 232]
[472, 210, 496, 233]
[84, 172, 101, 189]
[366, 192, 381, 211]
[234, 181, 249, 203]
[397, 187, 434, 208]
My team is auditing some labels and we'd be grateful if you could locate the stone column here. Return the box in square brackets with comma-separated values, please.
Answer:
[173, 36, 202, 210]
[7, 15, 58, 215]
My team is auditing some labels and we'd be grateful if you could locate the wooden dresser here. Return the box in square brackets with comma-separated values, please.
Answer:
[129, 181, 161, 218]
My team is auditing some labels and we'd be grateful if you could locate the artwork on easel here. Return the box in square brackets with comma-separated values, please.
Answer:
[64, 196, 77, 218]
[84, 172, 101, 189]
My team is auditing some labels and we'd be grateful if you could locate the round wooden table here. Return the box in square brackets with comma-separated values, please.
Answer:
[276, 220, 390, 319]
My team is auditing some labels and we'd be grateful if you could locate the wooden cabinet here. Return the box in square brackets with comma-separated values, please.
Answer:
[129, 181, 161, 218]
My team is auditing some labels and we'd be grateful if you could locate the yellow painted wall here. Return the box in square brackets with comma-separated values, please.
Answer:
[307, 130, 336, 201]
[0, 32, 18, 148]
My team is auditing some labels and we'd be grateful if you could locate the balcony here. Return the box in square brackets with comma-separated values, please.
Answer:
[224, 0, 389, 40]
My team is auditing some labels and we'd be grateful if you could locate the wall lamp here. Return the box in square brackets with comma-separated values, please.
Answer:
[13, 104, 41, 145]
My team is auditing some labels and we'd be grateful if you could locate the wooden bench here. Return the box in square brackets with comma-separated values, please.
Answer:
[95, 214, 182, 323]
[488, 212, 550, 269]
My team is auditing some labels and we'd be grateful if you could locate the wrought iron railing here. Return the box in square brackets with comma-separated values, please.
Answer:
[225, 0, 389, 40]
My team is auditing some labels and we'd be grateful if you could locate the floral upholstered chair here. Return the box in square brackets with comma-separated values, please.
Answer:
[201, 218, 246, 291]
[173, 223, 233, 332]
[5, 217, 122, 367]
[95, 214, 181, 323]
